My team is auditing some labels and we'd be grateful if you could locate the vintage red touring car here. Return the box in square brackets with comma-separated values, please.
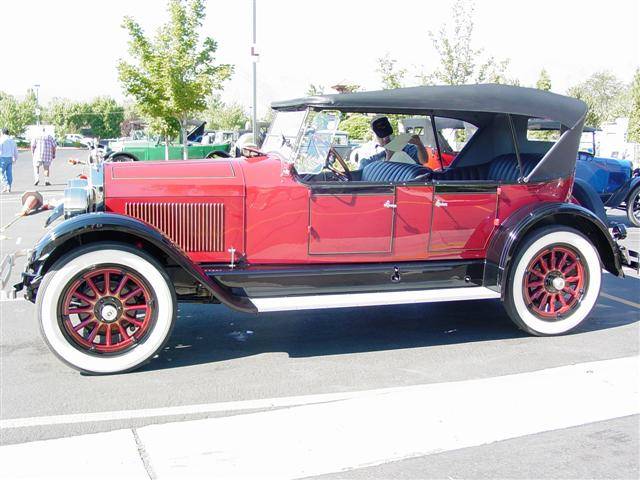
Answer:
[10, 84, 639, 374]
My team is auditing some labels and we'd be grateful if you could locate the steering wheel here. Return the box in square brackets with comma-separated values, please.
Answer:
[327, 146, 352, 181]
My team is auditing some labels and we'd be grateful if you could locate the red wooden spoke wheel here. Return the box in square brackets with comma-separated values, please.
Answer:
[523, 246, 586, 319]
[60, 267, 155, 354]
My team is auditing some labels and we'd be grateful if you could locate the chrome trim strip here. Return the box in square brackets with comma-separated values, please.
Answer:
[251, 286, 500, 312]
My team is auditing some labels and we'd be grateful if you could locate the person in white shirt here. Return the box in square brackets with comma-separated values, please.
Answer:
[0, 128, 19, 193]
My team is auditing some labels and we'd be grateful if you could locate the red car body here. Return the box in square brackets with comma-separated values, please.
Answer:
[103, 157, 572, 265]
[14, 84, 638, 374]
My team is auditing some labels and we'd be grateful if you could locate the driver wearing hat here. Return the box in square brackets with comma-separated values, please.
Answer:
[359, 116, 427, 169]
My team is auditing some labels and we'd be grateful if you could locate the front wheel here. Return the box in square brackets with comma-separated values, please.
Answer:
[37, 243, 176, 374]
[626, 185, 640, 227]
[503, 226, 601, 336]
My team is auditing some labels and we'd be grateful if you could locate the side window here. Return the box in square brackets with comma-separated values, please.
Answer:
[527, 118, 560, 142]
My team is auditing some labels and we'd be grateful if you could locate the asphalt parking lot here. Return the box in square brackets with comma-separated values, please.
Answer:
[0, 149, 638, 478]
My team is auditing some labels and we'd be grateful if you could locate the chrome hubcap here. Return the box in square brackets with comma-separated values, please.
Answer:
[101, 305, 118, 322]
[551, 276, 566, 291]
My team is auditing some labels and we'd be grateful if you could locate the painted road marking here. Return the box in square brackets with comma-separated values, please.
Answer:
[138, 356, 639, 479]
[0, 388, 391, 429]
[600, 292, 640, 310]
[0, 429, 148, 479]
[0, 291, 25, 302]
[1, 357, 637, 479]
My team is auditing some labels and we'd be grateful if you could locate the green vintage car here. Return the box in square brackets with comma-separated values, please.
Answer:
[104, 122, 231, 162]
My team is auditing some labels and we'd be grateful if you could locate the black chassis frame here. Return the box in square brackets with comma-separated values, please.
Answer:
[15, 202, 626, 313]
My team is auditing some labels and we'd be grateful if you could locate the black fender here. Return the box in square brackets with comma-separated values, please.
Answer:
[23, 212, 257, 313]
[572, 178, 608, 225]
[485, 202, 623, 297]
[104, 151, 139, 162]
[606, 176, 640, 207]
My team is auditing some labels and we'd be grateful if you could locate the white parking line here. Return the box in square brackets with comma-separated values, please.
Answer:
[0, 430, 148, 479]
[0, 388, 389, 429]
[1, 356, 637, 479]
[600, 292, 640, 309]
[0, 291, 25, 302]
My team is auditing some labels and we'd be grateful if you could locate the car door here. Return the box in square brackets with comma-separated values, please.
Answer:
[308, 185, 396, 255]
[429, 182, 498, 252]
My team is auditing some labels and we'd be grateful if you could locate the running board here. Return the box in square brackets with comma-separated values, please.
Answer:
[251, 287, 501, 312]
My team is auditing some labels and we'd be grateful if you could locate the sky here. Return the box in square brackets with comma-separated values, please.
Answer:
[1, 0, 638, 117]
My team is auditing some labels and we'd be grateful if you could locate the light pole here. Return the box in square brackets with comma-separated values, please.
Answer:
[33, 84, 41, 126]
[251, 0, 258, 143]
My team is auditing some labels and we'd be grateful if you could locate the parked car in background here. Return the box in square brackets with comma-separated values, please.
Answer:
[528, 119, 640, 227]
[64, 134, 93, 147]
[104, 122, 231, 162]
[7, 84, 638, 374]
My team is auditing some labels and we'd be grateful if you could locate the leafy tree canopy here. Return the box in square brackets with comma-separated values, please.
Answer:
[118, 0, 232, 158]
[536, 69, 552, 91]
[626, 69, 640, 143]
[377, 0, 518, 89]
[567, 71, 631, 128]
[206, 95, 250, 131]
[0, 90, 36, 136]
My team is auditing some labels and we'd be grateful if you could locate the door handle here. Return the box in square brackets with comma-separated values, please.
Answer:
[435, 199, 448, 207]
[383, 200, 397, 209]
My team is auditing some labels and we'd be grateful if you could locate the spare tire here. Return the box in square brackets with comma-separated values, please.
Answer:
[571, 178, 608, 226]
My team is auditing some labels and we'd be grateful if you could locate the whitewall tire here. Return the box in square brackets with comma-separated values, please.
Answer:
[503, 227, 601, 336]
[37, 243, 176, 374]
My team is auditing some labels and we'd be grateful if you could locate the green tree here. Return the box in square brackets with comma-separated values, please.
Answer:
[205, 95, 250, 131]
[118, 0, 233, 160]
[419, 0, 517, 86]
[44, 98, 88, 139]
[567, 71, 630, 128]
[339, 114, 372, 141]
[626, 69, 640, 143]
[306, 84, 325, 96]
[88, 97, 124, 138]
[0, 90, 37, 136]
[376, 53, 407, 89]
[536, 69, 552, 91]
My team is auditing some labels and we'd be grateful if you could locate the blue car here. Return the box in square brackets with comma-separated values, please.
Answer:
[529, 120, 640, 227]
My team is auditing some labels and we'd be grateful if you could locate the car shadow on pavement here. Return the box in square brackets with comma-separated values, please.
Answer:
[139, 279, 640, 373]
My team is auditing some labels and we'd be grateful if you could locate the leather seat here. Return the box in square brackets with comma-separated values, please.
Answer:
[433, 153, 543, 182]
[487, 153, 541, 180]
[361, 161, 430, 182]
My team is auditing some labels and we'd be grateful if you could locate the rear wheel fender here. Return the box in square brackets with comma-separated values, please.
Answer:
[485, 202, 622, 296]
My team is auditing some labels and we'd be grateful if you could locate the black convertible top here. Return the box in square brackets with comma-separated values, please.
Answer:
[272, 84, 587, 130]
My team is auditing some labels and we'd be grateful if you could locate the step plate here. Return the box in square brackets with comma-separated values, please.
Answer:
[251, 287, 500, 312]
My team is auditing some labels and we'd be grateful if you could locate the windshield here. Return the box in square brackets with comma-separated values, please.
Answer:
[262, 110, 307, 160]
[294, 111, 341, 174]
[263, 110, 342, 174]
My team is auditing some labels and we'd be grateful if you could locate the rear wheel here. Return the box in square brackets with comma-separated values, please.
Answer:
[503, 226, 601, 336]
[626, 185, 640, 227]
[37, 243, 176, 374]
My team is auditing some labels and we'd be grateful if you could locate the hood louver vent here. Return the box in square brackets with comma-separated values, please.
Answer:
[125, 202, 224, 252]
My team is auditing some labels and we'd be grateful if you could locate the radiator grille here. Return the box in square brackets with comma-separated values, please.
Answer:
[125, 202, 224, 252]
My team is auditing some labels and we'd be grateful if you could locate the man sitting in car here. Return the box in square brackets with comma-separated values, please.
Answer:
[359, 116, 427, 169]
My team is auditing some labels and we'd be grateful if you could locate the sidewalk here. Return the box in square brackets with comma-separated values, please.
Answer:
[1, 356, 638, 479]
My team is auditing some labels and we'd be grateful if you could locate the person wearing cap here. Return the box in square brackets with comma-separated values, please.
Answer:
[359, 116, 427, 170]
[0, 128, 19, 193]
